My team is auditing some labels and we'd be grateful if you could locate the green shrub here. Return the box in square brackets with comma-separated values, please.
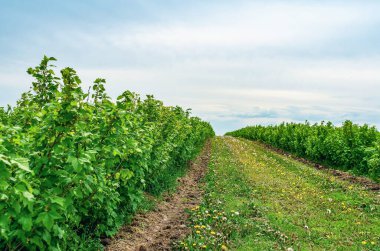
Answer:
[226, 121, 379, 180]
[0, 56, 214, 250]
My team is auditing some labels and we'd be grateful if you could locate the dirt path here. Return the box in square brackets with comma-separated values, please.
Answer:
[105, 141, 211, 251]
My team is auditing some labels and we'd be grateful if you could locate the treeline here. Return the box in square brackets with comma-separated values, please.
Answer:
[226, 121, 380, 179]
[0, 57, 214, 250]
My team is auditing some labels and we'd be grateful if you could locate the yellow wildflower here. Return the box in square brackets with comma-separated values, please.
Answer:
[221, 244, 228, 250]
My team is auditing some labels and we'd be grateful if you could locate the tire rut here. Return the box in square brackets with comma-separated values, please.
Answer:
[105, 141, 211, 251]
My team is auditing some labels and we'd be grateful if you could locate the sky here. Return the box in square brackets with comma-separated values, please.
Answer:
[1, 0, 380, 135]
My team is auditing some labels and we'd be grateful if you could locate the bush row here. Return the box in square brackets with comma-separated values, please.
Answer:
[226, 121, 379, 179]
[0, 56, 214, 250]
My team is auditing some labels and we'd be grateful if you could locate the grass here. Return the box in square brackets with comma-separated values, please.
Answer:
[179, 136, 380, 250]
[176, 136, 259, 250]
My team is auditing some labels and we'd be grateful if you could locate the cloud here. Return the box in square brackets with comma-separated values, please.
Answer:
[1, 1, 380, 135]
[103, 2, 379, 51]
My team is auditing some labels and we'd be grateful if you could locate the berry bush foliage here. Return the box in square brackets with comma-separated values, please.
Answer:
[0, 56, 214, 250]
[227, 121, 380, 179]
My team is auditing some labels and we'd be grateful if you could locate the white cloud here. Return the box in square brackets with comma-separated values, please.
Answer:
[104, 2, 377, 51]
[1, 1, 380, 135]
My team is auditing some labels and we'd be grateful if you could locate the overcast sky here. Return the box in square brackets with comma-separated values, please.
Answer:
[1, 0, 380, 134]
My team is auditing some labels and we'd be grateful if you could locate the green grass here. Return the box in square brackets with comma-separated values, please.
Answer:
[180, 136, 380, 250]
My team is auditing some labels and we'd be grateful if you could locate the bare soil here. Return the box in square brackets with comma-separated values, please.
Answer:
[105, 141, 211, 251]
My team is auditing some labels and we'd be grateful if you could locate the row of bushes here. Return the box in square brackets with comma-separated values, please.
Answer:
[226, 121, 380, 179]
[0, 56, 214, 250]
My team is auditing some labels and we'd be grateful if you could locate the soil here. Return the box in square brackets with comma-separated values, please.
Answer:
[105, 141, 211, 251]
[255, 141, 380, 191]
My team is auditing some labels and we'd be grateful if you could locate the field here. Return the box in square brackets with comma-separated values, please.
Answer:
[179, 137, 380, 250]
[1, 57, 380, 250]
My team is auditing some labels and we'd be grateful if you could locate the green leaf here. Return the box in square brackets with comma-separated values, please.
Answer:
[18, 216, 33, 231]
[42, 230, 51, 245]
[0, 154, 11, 166]
[21, 179, 33, 193]
[50, 196, 65, 207]
[0, 194, 8, 201]
[53, 225, 65, 239]
[113, 149, 121, 157]
[37, 212, 54, 230]
[67, 156, 80, 172]
[120, 169, 134, 180]
[0, 214, 10, 229]
[0, 167, 10, 180]
[13, 202, 21, 213]
[31, 235, 44, 248]
[12, 158, 32, 173]
[22, 191, 34, 201]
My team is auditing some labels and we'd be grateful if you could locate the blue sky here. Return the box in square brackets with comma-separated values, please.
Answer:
[1, 0, 380, 134]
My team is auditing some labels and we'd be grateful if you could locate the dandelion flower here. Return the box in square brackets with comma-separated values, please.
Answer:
[221, 244, 228, 250]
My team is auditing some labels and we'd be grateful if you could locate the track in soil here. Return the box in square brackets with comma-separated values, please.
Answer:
[105, 142, 211, 251]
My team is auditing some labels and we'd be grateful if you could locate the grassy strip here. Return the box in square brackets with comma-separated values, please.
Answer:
[176, 137, 286, 250]
[178, 136, 380, 250]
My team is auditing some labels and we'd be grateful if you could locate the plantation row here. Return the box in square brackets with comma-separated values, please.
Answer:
[226, 121, 380, 179]
[0, 57, 214, 250]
